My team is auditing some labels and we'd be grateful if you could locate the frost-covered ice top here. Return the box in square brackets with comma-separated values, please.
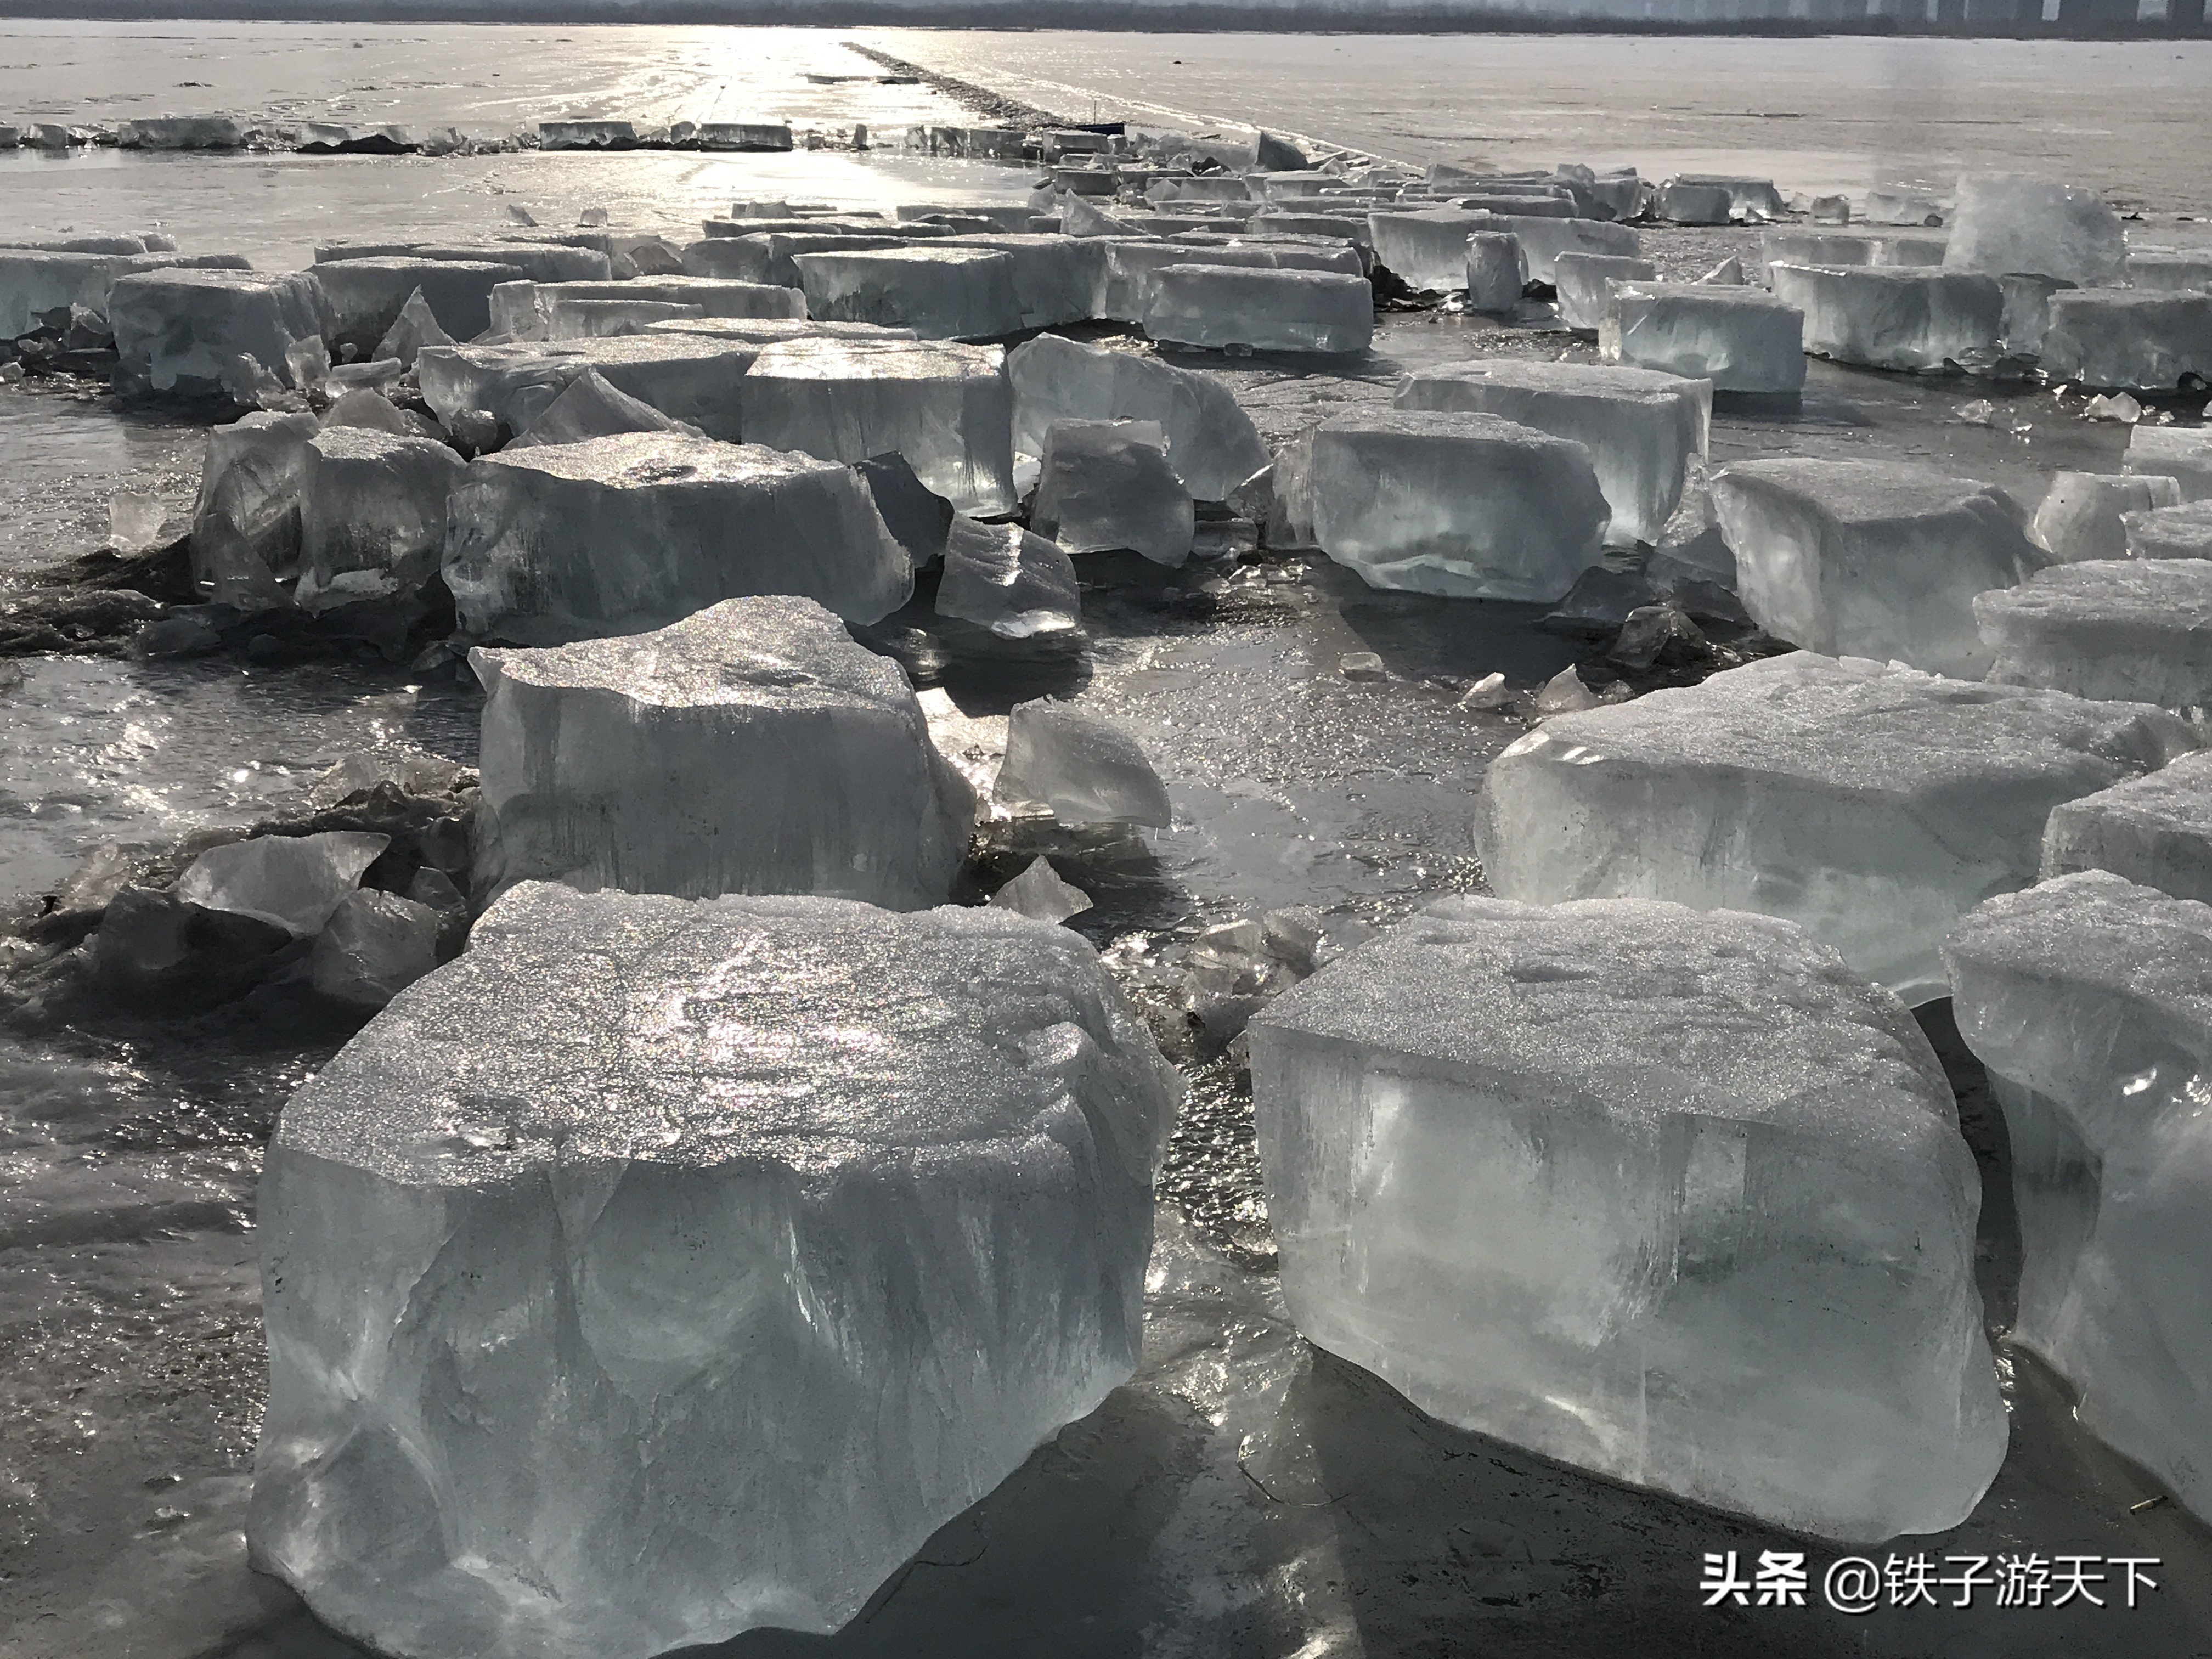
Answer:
[1398, 358, 1705, 408]
[1977, 558, 2212, 629]
[2045, 749, 2212, 871]
[276, 882, 1175, 1186]
[1256, 894, 1954, 1130]
[744, 337, 1005, 383]
[473, 429, 845, 493]
[645, 317, 913, 345]
[1717, 458, 2031, 526]
[473, 594, 913, 715]
[1520, 653, 2192, 799]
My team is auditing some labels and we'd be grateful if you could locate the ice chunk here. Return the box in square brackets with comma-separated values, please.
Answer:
[321, 387, 421, 437]
[107, 269, 329, 397]
[1462, 212, 1639, 283]
[931, 234, 1103, 330]
[505, 368, 680, 449]
[1367, 212, 1496, 292]
[997, 699, 1172, 827]
[0, 247, 249, 337]
[1143, 266, 1373, 355]
[1769, 264, 2003, 373]
[1475, 652, 2193, 1001]
[1977, 560, 2212, 709]
[1030, 419, 1194, 567]
[471, 597, 972, 907]
[492, 276, 806, 338]
[310, 890, 439, 1008]
[1655, 180, 1731, 225]
[1006, 333, 1267, 501]
[1943, 173, 2129, 286]
[117, 116, 242, 150]
[249, 880, 1175, 1659]
[1097, 240, 1363, 325]
[1758, 228, 1949, 283]
[2041, 748, 2212, 900]
[373, 287, 453, 369]
[415, 336, 756, 442]
[2128, 251, 2212, 293]
[1709, 459, 2045, 676]
[178, 831, 390, 937]
[1555, 163, 1642, 222]
[854, 452, 953, 571]
[95, 885, 193, 984]
[312, 258, 527, 356]
[1943, 872, 2212, 1524]
[108, 489, 167, 552]
[935, 516, 1081, 646]
[1251, 894, 2005, 1539]
[1600, 283, 1806, 394]
[1464, 232, 1525, 313]
[190, 410, 322, 608]
[989, 855, 1092, 923]
[1309, 410, 1606, 601]
[1551, 252, 1656, 333]
[2128, 425, 2212, 503]
[2039, 290, 2212, 392]
[1997, 272, 2075, 356]
[297, 428, 466, 614]
[1396, 359, 1707, 548]
[2125, 500, 2212, 560]
[792, 246, 1022, 340]
[738, 339, 1015, 514]
[443, 432, 911, 642]
[2032, 470, 2184, 562]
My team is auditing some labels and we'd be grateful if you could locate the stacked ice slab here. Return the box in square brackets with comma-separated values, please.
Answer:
[1945, 872, 2212, 1524]
[108, 268, 330, 394]
[442, 432, 911, 642]
[1475, 652, 2195, 1002]
[1308, 410, 1606, 600]
[249, 880, 1178, 1659]
[1757, 228, 1949, 284]
[2044, 749, 2212, 902]
[1710, 459, 2045, 676]
[1601, 282, 1804, 393]
[2127, 502, 2212, 560]
[1768, 265, 2002, 373]
[471, 598, 973, 908]
[1463, 212, 1638, 283]
[1977, 561, 2212, 710]
[0, 247, 251, 337]
[1368, 211, 1496, 292]
[1251, 895, 2005, 1539]
[1007, 333, 1267, 500]
[740, 339, 1016, 514]
[416, 336, 764, 441]
[1395, 359, 1708, 547]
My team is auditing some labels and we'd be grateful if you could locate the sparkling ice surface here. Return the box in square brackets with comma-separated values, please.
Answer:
[1977, 559, 2212, 710]
[2043, 748, 2212, 904]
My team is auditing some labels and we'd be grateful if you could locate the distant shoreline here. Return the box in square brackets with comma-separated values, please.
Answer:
[0, 4, 2202, 40]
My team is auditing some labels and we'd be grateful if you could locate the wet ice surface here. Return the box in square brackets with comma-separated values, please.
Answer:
[4, 30, 2212, 1659]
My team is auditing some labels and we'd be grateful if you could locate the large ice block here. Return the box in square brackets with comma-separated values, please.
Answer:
[1768, 264, 2003, 373]
[247, 879, 1177, 1659]
[107, 268, 329, 396]
[2042, 748, 2212, 901]
[1030, 419, 1194, 567]
[442, 432, 911, 642]
[1464, 232, 1525, 313]
[0, 248, 250, 336]
[2128, 251, 2212, 293]
[1757, 228, 1949, 283]
[1006, 333, 1266, 500]
[1551, 252, 1656, 333]
[490, 276, 806, 338]
[2128, 426, 2212, 503]
[1367, 212, 1494, 292]
[297, 427, 465, 614]
[415, 336, 756, 441]
[1600, 283, 1805, 393]
[1978, 560, 2212, 709]
[1143, 265, 1373, 355]
[2125, 501, 2212, 560]
[1395, 359, 1707, 546]
[2039, 290, 2212, 392]
[1097, 239, 1364, 324]
[793, 247, 1022, 340]
[471, 597, 973, 907]
[997, 698, 1172, 827]
[1944, 872, 2212, 1525]
[1310, 409, 1608, 600]
[190, 410, 323, 608]
[738, 338, 1014, 515]
[313, 258, 527, 355]
[316, 241, 613, 284]
[1943, 173, 2129, 287]
[1709, 459, 2045, 676]
[935, 234, 1104, 329]
[1251, 894, 2005, 1541]
[1475, 651, 2194, 1001]
[2032, 470, 2184, 562]
[1461, 212, 1639, 283]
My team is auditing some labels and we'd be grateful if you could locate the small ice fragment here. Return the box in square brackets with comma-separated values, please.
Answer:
[1532, 664, 1602, 715]
[506, 204, 539, 227]
[576, 206, 609, 228]
[1697, 255, 1746, 285]
[109, 490, 167, 552]
[1458, 671, 1513, 709]
[177, 831, 391, 937]
[374, 287, 454, 370]
[988, 856, 1093, 923]
[2084, 392, 2144, 424]
[310, 889, 440, 1008]
[1338, 651, 1386, 680]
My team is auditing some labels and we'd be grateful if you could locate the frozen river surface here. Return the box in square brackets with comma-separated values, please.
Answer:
[2, 24, 2211, 1659]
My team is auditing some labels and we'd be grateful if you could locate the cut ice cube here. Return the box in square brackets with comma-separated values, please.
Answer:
[1251, 893, 2006, 1540]
[997, 698, 1172, 827]
[2039, 290, 2212, 392]
[177, 831, 391, 938]
[1464, 232, 1525, 314]
[2127, 424, 2212, 504]
[490, 275, 806, 339]
[738, 338, 1016, 514]
[1977, 560, 2212, 710]
[309, 889, 439, 1008]
[2032, 470, 2184, 562]
[2042, 748, 2212, 901]
[1395, 359, 1707, 548]
[1309, 409, 1607, 601]
[1757, 228, 1949, 283]
[1098, 240, 1363, 324]
[2127, 251, 2212, 294]
[1368, 211, 1494, 292]
[1600, 282, 1806, 394]
[1460, 212, 1639, 283]
[312, 258, 527, 356]
[1769, 264, 2002, 373]
[1141, 265, 1374, 356]
[1006, 333, 1267, 501]
[297, 427, 465, 614]
[1474, 651, 2194, 1001]
[1944, 871, 2212, 1525]
[471, 597, 973, 908]
[106, 268, 329, 397]
[1551, 252, 1656, 333]
[935, 516, 1080, 645]
[1030, 419, 1194, 567]
[190, 410, 322, 609]
[248, 879, 1177, 1659]
[416, 335, 756, 442]
[792, 246, 1023, 340]
[934, 234, 1104, 329]
[1942, 173, 2129, 286]
[0, 247, 249, 338]
[1709, 459, 2045, 676]
[2124, 500, 2212, 560]
[442, 432, 911, 642]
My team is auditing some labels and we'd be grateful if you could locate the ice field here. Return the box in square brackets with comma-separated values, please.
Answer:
[4, 22, 2212, 1659]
